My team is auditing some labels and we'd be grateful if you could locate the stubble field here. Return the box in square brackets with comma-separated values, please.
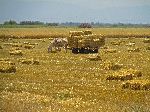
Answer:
[0, 28, 150, 112]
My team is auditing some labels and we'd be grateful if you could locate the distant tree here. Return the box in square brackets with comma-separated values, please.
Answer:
[46, 23, 59, 26]
[79, 23, 92, 28]
[4, 20, 17, 25]
[20, 21, 44, 25]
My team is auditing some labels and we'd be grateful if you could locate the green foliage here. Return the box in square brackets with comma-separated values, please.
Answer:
[4, 20, 17, 25]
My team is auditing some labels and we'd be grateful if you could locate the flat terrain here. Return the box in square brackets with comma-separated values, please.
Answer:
[0, 27, 150, 38]
[0, 28, 150, 112]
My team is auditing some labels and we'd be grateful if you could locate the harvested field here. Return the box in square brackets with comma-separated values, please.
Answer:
[0, 28, 150, 112]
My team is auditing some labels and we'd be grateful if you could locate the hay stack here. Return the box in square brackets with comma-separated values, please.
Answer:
[103, 61, 123, 70]
[0, 45, 2, 49]
[146, 46, 150, 50]
[11, 43, 22, 47]
[128, 48, 140, 52]
[106, 69, 142, 81]
[111, 41, 121, 46]
[0, 61, 16, 73]
[106, 74, 133, 81]
[122, 80, 150, 90]
[24, 45, 34, 49]
[20, 59, 39, 65]
[9, 50, 23, 56]
[126, 42, 135, 46]
[86, 54, 101, 61]
[143, 39, 150, 43]
[104, 49, 117, 53]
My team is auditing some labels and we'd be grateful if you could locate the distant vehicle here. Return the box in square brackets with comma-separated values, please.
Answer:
[67, 30, 105, 54]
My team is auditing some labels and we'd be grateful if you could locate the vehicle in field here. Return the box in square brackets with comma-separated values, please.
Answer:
[67, 30, 105, 53]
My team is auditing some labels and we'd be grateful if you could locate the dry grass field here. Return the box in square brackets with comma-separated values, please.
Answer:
[0, 28, 150, 112]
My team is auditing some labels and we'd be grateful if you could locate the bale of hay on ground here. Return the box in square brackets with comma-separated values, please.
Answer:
[9, 50, 23, 56]
[146, 46, 150, 50]
[106, 69, 142, 81]
[106, 73, 133, 81]
[104, 49, 117, 53]
[86, 54, 102, 61]
[122, 80, 150, 90]
[111, 41, 121, 46]
[0, 45, 2, 49]
[0, 61, 16, 73]
[32, 60, 40, 65]
[143, 39, 150, 43]
[11, 43, 22, 47]
[103, 61, 123, 70]
[24, 45, 34, 49]
[126, 42, 135, 46]
[20, 58, 39, 65]
[128, 48, 140, 52]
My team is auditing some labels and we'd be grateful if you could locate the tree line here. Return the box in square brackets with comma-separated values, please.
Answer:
[1, 20, 150, 28]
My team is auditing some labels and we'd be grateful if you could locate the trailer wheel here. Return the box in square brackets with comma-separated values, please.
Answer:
[79, 48, 84, 53]
[84, 49, 90, 54]
[93, 49, 98, 53]
[72, 48, 78, 54]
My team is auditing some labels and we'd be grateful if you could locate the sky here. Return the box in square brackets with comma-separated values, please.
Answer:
[0, 0, 150, 24]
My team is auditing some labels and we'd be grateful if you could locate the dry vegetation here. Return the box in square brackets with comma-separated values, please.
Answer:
[0, 28, 150, 112]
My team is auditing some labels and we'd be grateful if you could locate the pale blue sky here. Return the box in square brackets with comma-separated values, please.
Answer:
[0, 0, 150, 23]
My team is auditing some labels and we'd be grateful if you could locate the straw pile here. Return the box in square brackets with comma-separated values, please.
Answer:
[0, 61, 16, 73]
[128, 48, 140, 52]
[104, 49, 117, 53]
[9, 50, 23, 56]
[19, 58, 39, 65]
[122, 80, 150, 90]
[103, 61, 123, 70]
[24, 45, 34, 49]
[143, 39, 150, 43]
[106, 69, 142, 81]
[86, 54, 101, 61]
[0, 45, 2, 49]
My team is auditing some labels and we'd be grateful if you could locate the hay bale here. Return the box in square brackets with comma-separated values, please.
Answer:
[20, 59, 39, 65]
[122, 80, 150, 90]
[106, 74, 133, 81]
[21, 60, 32, 65]
[143, 39, 150, 43]
[11, 43, 22, 47]
[0, 62, 16, 73]
[126, 42, 135, 46]
[23, 42, 30, 44]
[102, 46, 109, 49]
[86, 54, 102, 61]
[128, 48, 140, 52]
[103, 61, 123, 70]
[9, 50, 23, 56]
[24, 45, 34, 49]
[33, 60, 40, 65]
[0, 45, 2, 49]
[106, 69, 142, 81]
[111, 41, 121, 46]
[3, 43, 22, 47]
[146, 46, 150, 50]
[104, 49, 117, 53]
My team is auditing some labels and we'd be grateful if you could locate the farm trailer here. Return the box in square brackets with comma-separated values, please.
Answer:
[67, 30, 105, 54]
